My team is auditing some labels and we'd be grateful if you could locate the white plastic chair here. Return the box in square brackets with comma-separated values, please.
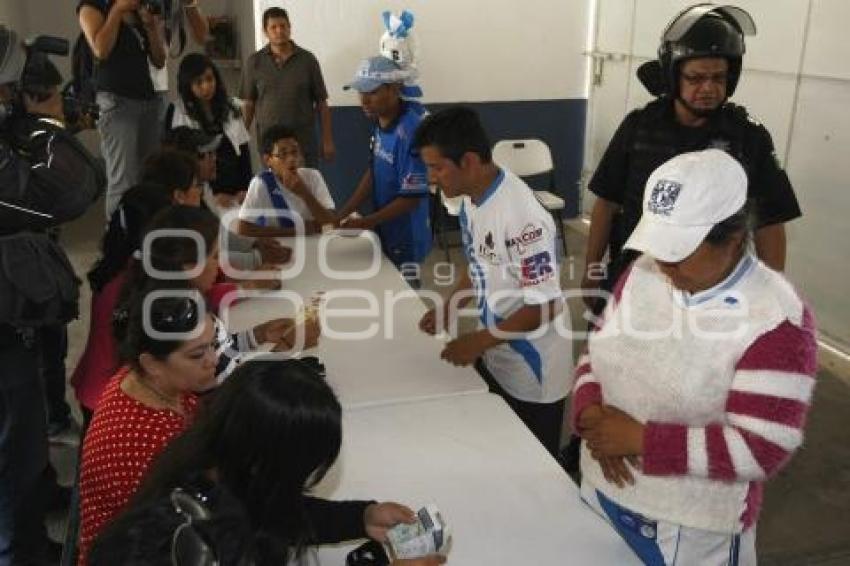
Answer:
[492, 139, 568, 257]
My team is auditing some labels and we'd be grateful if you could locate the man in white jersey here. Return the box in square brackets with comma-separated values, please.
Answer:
[414, 107, 572, 456]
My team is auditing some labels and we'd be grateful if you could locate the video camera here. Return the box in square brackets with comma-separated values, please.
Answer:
[140, 0, 189, 57]
[0, 35, 98, 132]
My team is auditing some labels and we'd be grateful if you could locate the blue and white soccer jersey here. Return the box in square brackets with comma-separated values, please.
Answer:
[239, 167, 335, 228]
[371, 101, 432, 266]
[459, 168, 572, 403]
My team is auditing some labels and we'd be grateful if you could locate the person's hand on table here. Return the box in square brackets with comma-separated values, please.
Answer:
[339, 216, 375, 231]
[256, 316, 321, 351]
[253, 318, 292, 346]
[254, 239, 291, 264]
[363, 502, 416, 542]
[440, 331, 490, 367]
[271, 316, 321, 351]
[240, 264, 281, 291]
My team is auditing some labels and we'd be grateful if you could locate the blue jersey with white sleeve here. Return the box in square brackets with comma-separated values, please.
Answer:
[370, 101, 432, 266]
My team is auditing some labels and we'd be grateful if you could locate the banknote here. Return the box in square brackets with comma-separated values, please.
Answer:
[386, 505, 448, 559]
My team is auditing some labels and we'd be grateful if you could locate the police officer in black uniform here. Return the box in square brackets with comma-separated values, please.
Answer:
[581, 3, 801, 305]
[0, 26, 105, 564]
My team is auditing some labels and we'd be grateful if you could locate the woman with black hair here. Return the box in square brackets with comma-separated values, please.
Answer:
[115, 205, 310, 382]
[140, 147, 205, 206]
[73, 203, 300, 431]
[72, 154, 206, 429]
[78, 287, 217, 564]
[72, 182, 174, 428]
[166, 53, 252, 205]
[78, 0, 167, 218]
[91, 358, 445, 566]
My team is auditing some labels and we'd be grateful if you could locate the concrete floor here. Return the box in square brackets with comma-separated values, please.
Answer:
[49, 204, 850, 564]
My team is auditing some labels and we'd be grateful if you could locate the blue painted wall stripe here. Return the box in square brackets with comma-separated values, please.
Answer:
[316, 98, 587, 218]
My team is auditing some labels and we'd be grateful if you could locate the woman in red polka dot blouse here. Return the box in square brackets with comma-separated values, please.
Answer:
[77, 288, 217, 565]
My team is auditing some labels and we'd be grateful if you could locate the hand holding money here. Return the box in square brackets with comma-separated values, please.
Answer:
[386, 505, 449, 560]
[363, 502, 417, 542]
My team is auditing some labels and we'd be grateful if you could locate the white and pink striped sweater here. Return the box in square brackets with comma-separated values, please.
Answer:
[572, 254, 817, 533]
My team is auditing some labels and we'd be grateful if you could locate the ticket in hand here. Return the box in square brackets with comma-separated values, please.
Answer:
[386, 505, 449, 559]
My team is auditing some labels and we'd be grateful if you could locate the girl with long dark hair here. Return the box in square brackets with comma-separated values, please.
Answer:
[166, 53, 252, 204]
[92, 358, 444, 566]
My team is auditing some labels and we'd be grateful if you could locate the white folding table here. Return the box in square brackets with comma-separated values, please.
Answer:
[312, 393, 638, 565]
[223, 232, 488, 409]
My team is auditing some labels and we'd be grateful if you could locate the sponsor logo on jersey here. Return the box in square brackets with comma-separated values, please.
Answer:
[401, 171, 427, 192]
[505, 223, 544, 254]
[521, 251, 554, 286]
[475, 231, 502, 264]
[373, 139, 394, 165]
[477, 245, 501, 265]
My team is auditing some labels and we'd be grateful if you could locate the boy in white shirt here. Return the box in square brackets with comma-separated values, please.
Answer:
[238, 125, 336, 237]
[415, 107, 572, 456]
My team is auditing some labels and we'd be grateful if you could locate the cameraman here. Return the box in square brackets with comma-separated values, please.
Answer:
[0, 26, 105, 565]
[78, 0, 166, 217]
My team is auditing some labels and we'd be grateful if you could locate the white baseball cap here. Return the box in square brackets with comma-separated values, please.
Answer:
[624, 149, 747, 262]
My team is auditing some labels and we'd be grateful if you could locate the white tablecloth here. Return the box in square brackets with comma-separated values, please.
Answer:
[313, 394, 639, 565]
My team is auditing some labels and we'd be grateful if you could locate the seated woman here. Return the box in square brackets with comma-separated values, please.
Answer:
[78, 288, 216, 564]
[165, 53, 252, 209]
[90, 358, 445, 566]
[116, 205, 315, 380]
[72, 183, 175, 430]
[571, 150, 817, 565]
[162, 126, 291, 269]
[73, 201, 293, 432]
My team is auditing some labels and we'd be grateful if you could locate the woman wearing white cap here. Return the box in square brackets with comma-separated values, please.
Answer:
[571, 149, 817, 565]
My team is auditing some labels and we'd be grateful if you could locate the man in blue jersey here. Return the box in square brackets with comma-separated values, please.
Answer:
[337, 56, 431, 282]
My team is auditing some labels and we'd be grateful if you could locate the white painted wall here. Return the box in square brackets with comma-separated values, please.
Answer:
[252, 0, 591, 105]
[0, 2, 26, 35]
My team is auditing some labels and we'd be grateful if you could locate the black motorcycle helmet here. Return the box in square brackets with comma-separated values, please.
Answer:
[638, 3, 756, 99]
